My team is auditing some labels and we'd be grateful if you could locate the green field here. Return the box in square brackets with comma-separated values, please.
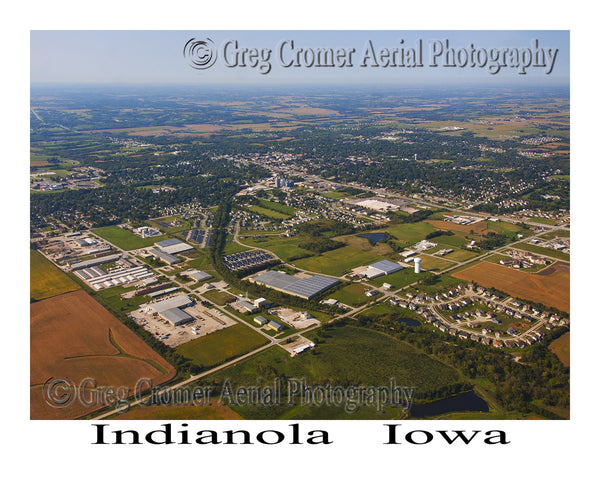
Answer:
[201, 289, 237, 306]
[30, 249, 81, 301]
[292, 246, 385, 276]
[240, 236, 312, 261]
[176, 324, 269, 369]
[385, 222, 438, 245]
[93, 225, 169, 250]
[418, 255, 456, 272]
[329, 283, 372, 306]
[256, 199, 296, 216]
[513, 242, 570, 261]
[204, 325, 462, 419]
[248, 205, 291, 220]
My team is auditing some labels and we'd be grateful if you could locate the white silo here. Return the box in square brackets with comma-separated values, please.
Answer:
[414, 257, 422, 274]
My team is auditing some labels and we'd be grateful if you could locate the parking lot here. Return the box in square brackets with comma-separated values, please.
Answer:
[129, 303, 238, 347]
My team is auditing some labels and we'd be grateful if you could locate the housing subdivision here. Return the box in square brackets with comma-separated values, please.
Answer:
[250, 270, 340, 300]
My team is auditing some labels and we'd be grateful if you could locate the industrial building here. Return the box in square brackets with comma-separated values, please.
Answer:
[182, 269, 213, 283]
[360, 260, 403, 279]
[160, 308, 194, 326]
[254, 316, 268, 326]
[250, 270, 339, 300]
[69, 254, 121, 271]
[147, 248, 182, 265]
[73, 264, 154, 290]
[145, 294, 195, 326]
[154, 238, 194, 255]
[267, 320, 285, 332]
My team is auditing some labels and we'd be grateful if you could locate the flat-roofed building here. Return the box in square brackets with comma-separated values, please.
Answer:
[147, 294, 193, 314]
[254, 316, 268, 326]
[147, 248, 181, 265]
[267, 320, 284, 331]
[160, 308, 193, 326]
[250, 270, 339, 300]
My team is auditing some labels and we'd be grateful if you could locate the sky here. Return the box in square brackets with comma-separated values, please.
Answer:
[30, 30, 569, 86]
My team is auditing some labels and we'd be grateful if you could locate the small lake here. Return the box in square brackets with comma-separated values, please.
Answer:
[396, 318, 421, 327]
[409, 390, 489, 418]
[358, 232, 388, 244]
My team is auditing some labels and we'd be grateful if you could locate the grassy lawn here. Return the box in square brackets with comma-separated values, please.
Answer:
[93, 225, 168, 250]
[30, 249, 81, 301]
[292, 246, 385, 276]
[201, 289, 237, 306]
[418, 255, 457, 272]
[256, 199, 296, 216]
[176, 324, 269, 369]
[222, 238, 253, 255]
[486, 220, 531, 237]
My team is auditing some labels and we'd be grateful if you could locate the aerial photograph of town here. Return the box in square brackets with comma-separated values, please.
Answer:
[30, 30, 571, 423]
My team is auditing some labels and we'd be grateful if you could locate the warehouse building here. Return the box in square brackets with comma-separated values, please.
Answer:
[69, 254, 121, 271]
[267, 320, 285, 332]
[147, 248, 182, 265]
[160, 307, 193, 326]
[250, 270, 339, 300]
[182, 270, 213, 283]
[254, 316, 268, 326]
[154, 238, 194, 255]
[360, 260, 403, 279]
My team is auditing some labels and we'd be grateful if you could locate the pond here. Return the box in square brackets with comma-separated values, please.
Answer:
[358, 232, 388, 244]
[409, 390, 489, 418]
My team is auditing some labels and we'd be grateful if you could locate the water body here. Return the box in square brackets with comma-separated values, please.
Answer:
[358, 232, 388, 244]
[396, 317, 421, 327]
[409, 390, 489, 418]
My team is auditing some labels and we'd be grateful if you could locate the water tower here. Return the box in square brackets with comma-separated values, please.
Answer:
[414, 257, 422, 274]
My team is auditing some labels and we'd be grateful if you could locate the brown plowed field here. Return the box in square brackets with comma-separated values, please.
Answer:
[30, 290, 176, 419]
[452, 261, 569, 313]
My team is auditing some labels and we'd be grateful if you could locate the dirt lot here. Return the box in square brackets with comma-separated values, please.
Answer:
[452, 261, 570, 313]
[130, 303, 237, 348]
[30, 290, 175, 419]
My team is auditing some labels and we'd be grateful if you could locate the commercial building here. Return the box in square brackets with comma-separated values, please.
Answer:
[254, 316, 268, 326]
[69, 254, 121, 271]
[250, 270, 339, 300]
[267, 320, 285, 331]
[147, 248, 182, 265]
[360, 260, 403, 279]
[161, 308, 193, 326]
[154, 238, 194, 255]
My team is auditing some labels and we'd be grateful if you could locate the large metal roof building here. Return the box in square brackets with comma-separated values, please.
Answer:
[361, 260, 403, 279]
[250, 270, 339, 300]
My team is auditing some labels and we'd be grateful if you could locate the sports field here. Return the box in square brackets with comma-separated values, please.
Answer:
[452, 261, 570, 313]
[176, 324, 269, 368]
[30, 289, 176, 419]
[30, 249, 80, 301]
[92, 225, 169, 250]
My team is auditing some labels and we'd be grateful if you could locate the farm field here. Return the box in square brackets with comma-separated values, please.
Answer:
[549, 332, 570, 367]
[30, 289, 175, 419]
[204, 325, 463, 419]
[452, 261, 570, 313]
[30, 249, 81, 301]
[176, 324, 269, 369]
[93, 225, 169, 250]
[112, 403, 243, 420]
[292, 246, 385, 277]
